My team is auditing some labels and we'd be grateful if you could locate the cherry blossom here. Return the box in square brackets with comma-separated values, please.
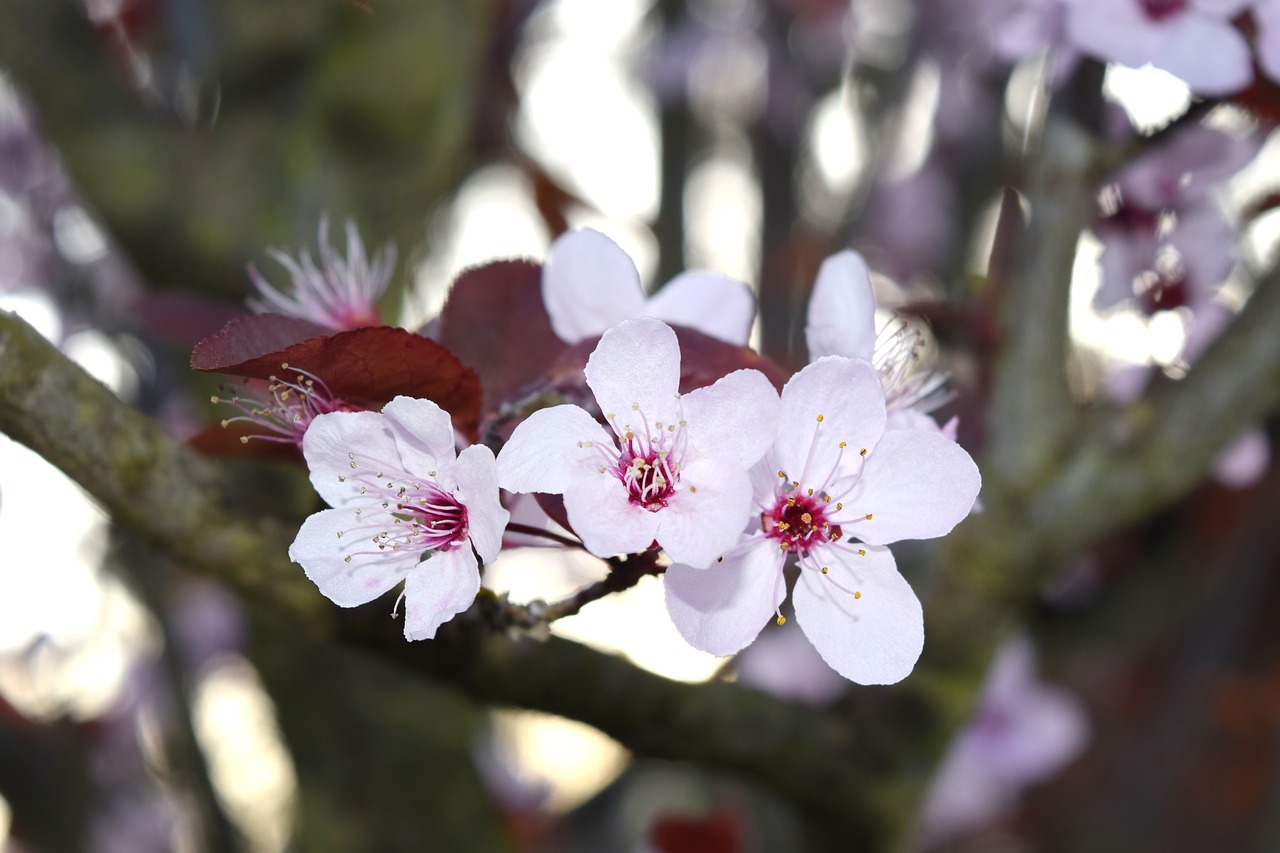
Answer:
[1066, 0, 1252, 96]
[541, 229, 755, 346]
[664, 356, 981, 684]
[919, 636, 1089, 841]
[497, 317, 780, 567]
[249, 217, 394, 331]
[805, 250, 952, 433]
[1093, 124, 1260, 315]
[288, 396, 508, 640]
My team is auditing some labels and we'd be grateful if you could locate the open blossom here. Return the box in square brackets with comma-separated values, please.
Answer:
[1066, 0, 1252, 95]
[805, 250, 952, 434]
[288, 396, 508, 640]
[542, 229, 755, 346]
[249, 218, 394, 331]
[497, 317, 780, 566]
[665, 357, 981, 684]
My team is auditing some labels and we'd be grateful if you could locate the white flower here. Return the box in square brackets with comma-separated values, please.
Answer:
[1066, 0, 1252, 96]
[664, 357, 981, 684]
[541, 229, 755, 346]
[249, 217, 394, 331]
[497, 317, 779, 567]
[288, 396, 509, 640]
[805, 250, 950, 431]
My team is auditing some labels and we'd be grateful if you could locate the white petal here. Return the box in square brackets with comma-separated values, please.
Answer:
[497, 405, 615, 495]
[542, 229, 646, 343]
[1066, 3, 1162, 70]
[452, 443, 509, 564]
[774, 357, 886, 487]
[664, 538, 785, 656]
[585, 317, 682, 427]
[289, 507, 417, 607]
[1151, 16, 1251, 95]
[656, 459, 754, 567]
[793, 545, 922, 685]
[302, 411, 400, 507]
[381, 395, 456, 471]
[845, 429, 981, 545]
[679, 368, 781, 467]
[805, 251, 877, 362]
[401, 547, 480, 640]
[646, 270, 755, 345]
[562, 472, 661, 557]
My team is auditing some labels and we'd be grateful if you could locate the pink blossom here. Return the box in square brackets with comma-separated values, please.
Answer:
[919, 636, 1090, 841]
[497, 317, 780, 566]
[541, 229, 756, 346]
[249, 218, 394, 331]
[664, 357, 981, 684]
[1211, 425, 1271, 488]
[289, 396, 509, 640]
[1066, 0, 1252, 96]
[805, 250, 950, 431]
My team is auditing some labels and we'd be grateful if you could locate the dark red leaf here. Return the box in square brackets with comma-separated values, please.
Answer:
[194, 323, 482, 438]
[650, 809, 743, 853]
[191, 314, 330, 371]
[136, 292, 247, 348]
[437, 260, 567, 410]
[186, 420, 305, 462]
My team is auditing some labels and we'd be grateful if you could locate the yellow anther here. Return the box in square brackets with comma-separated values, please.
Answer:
[838, 441, 847, 448]
[800, 512, 812, 524]
[858, 549, 866, 556]
[835, 502, 843, 510]
[778, 470, 786, 479]
[816, 414, 824, 422]
[865, 513, 873, 520]
[807, 488, 814, 496]
[821, 566, 829, 575]
[689, 486, 697, 493]
[776, 615, 787, 625]
[854, 591, 862, 599]
[631, 402, 640, 411]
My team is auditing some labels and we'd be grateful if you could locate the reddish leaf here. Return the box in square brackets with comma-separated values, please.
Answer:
[650, 809, 743, 853]
[437, 260, 567, 410]
[191, 314, 330, 371]
[194, 323, 482, 438]
[136, 291, 247, 348]
[186, 419, 304, 463]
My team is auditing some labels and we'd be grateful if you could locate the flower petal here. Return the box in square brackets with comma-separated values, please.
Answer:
[563, 472, 661, 558]
[680, 368, 781, 467]
[664, 538, 785, 656]
[774, 357, 886, 486]
[302, 410, 400, 507]
[497, 404, 615, 495]
[646, 270, 755, 345]
[542, 229, 646, 343]
[806, 251, 877, 362]
[585, 317, 682, 427]
[793, 545, 922, 685]
[381, 395, 457, 471]
[1150, 16, 1251, 95]
[451, 443, 509, 564]
[289, 507, 417, 607]
[400, 547, 480, 640]
[845, 429, 980, 545]
[656, 458, 753, 567]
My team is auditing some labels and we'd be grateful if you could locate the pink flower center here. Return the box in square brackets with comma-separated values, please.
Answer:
[213, 364, 361, 445]
[761, 492, 843, 557]
[334, 454, 471, 564]
[591, 403, 689, 513]
[1137, 0, 1188, 21]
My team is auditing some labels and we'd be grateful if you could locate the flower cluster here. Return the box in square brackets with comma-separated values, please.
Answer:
[215, 226, 981, 684]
